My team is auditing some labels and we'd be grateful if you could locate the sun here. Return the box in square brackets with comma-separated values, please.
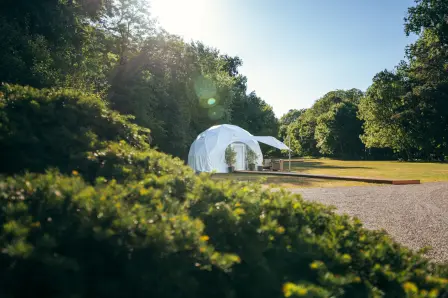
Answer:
[151, 0, 212, 39]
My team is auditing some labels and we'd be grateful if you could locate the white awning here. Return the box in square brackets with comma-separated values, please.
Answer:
[252, 136, 290, 150]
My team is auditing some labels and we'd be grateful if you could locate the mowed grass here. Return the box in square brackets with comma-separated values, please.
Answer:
[212, 159, 448, 189]
[211, 173, 371, 189]
[290, 159, 448, 182]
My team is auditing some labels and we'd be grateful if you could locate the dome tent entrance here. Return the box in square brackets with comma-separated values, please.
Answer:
[188, 124, 289, 173]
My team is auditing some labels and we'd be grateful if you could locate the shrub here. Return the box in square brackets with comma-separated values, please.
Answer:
[225, 145, 237, 166]
[1, 169, 447, 297]
[77, 141, 194, 183]
[246, 146, 258, 165]
[0, 84, 151, 177]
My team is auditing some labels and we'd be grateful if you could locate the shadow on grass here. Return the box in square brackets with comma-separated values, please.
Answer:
[290, 161, 372, 171]
[211, 173, 319, 187]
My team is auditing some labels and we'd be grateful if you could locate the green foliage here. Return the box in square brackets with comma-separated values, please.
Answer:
[0, 84, 150, 180]
[245, 146, 258, 165]
[286, 109, 320, 157]
[358, 69, 415, 156]
[108, 37, 237, 158]
[285, 89, 364, 158]
[283, 1, 448, 161]
[278, 109, 305, 142]
[0, 0, 114, 92]
[315, 102, 364, 158]
[2, 1, 448, 295]
[108, 37, 278, 159]
[225, 146, 237, 166]
[230, 91, 279, 157]
[1, 170, 447, 297]
[231, 91, 279, 137]
[0, 0, 279, 160]
[405, 0, 448, 46]
[359, 16, 448, 160]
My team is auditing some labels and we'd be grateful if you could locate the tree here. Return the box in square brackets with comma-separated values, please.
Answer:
[357, 69, 414, 158]
[230, 91, 279, 137]
[108, 35, 250, 158]
[0, 0, 279, 160]
[278, 109, 305, 141]
[286, 109, 320, 156]
[406, 29, 448, 84]
[101, 0, 154, 64]
[286, 89, 364, 158]
[358, 63, 448, 160]
[315, 102, 364, 158]
[358, 0, 448, 161]
[0, 0, 113, 91]
[405, 0, 448, 46]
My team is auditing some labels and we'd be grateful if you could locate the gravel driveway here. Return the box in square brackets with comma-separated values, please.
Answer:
[288, 182, 448, 263]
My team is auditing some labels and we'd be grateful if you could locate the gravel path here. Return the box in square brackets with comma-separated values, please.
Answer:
[288, 182, 448, 263]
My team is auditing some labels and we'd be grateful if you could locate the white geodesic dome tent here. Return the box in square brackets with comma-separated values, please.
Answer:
[188, 124, 289, 173]
[188, 124, 262, 173]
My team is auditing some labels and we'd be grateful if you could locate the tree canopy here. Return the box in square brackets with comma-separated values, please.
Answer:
[0, 0, 277, 159]
[278, 0, 448, 161]
[284, 89, 364, 158]
[356, 0, 448, 160]
[1, 0, 448, 162]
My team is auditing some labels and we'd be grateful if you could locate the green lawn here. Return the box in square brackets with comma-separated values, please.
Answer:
[290, 159, 448, 182]
[211, 173, 371, 188]
[212, 159, 448, 188]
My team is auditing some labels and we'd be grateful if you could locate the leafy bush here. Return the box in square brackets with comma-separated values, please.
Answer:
[1, 169, 447, 297]
[246, 146, 258, 165]
[225, 145, 237, 166]
[78, 141, 194, 183]
[0, 84, 151, 178]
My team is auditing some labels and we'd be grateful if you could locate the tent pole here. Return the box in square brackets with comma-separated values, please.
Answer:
[288, 134, 291, 172]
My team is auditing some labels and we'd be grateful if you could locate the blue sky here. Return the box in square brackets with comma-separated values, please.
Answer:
[152, 0, 418, 117]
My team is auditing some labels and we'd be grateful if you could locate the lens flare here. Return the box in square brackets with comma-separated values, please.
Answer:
[208, 105, 225, 120]
[194, 76, 217, 100]
[207, 98, 216, 105]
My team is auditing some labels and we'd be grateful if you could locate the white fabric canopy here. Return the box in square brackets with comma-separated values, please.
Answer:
[188, 124, 289, 173]
[252, 136, 290, 150]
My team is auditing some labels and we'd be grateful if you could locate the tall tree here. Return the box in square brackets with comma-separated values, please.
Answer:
[405, 0, 448, 46]
[357, 69, 415, 158]
[230, 91, 279, 137]
[278, 109, 306, 141]
[358, 0, 448, 160]
[108, 35, 251, 158]
[0, 0, 280, 159]
[101, 0, 154, 64]
[286, 89, 364, 158]
[315, 102, 364, 158]
[0, 0, 113, 91]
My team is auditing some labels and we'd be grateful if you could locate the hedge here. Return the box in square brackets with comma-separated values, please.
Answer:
[0, 84, 151, 179]
[1, 170, 447, 297]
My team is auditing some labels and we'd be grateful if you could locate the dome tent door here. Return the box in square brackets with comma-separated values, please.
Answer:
[231, 143, 246, 170]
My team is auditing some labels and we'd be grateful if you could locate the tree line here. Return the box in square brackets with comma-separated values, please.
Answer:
[1, 0, 447, 162]
[279, 0, 448, 161]
[0, 0, 278, 160]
